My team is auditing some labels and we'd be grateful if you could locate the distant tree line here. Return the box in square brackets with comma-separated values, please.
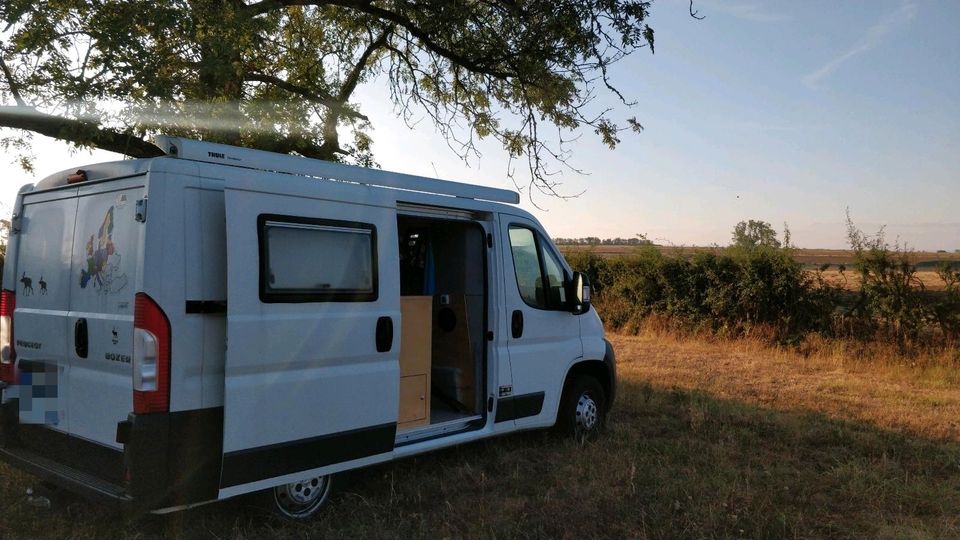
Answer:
[554, 237, 653, 246]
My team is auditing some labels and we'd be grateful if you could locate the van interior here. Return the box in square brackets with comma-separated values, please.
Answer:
[396, 215, 486, 438]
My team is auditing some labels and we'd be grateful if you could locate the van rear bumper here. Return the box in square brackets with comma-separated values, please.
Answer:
[0, 398, 223, 511]
[0, 397, 134, 506]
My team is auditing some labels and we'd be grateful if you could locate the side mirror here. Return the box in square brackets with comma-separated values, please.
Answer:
[569, 271, 591, 315]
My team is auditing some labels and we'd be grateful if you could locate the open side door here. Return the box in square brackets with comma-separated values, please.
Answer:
[220, 179, 400, 497]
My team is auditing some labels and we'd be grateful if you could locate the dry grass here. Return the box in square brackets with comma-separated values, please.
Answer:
[614, 330, 960, 442]
[2, 333, 960, 538]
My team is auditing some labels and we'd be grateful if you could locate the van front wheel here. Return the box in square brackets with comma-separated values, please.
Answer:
[267, 474, 334, 521]
[557, 375, 607, 442]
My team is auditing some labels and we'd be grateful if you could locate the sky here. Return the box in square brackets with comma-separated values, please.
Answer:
[1, 0, 958, 250]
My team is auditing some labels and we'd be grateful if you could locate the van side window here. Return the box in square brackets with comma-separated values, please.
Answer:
[259, 215, 377, 302]
[508, 225, 568, 311]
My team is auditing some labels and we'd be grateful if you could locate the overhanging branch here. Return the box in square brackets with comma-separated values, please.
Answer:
[0, 106, 163, 158]
[318, 26, 393, 156]
[244, 0, 513, 79]
[0, 57, 26, 107]
[243, 73, 368, 121]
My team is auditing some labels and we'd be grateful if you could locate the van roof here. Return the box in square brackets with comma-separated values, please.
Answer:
[155, 136, 520, 205]
[34, 158, 155, 191]
[34, 136, 521, 206]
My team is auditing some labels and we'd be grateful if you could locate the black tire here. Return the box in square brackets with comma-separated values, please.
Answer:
[556, 375, 607, 441]
[259, 473, 336, 521]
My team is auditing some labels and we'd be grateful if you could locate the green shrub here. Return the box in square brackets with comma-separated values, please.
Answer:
[844, 215, 958, 346]
[565, 244, 840, 343]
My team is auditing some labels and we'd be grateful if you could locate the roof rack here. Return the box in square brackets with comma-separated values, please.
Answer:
[154, 135, 520, 205]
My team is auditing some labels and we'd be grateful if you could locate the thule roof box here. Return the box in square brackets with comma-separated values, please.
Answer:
[155, 135, 520, 205]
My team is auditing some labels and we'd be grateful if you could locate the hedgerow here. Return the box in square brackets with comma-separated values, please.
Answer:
[565, 219, 959, 350]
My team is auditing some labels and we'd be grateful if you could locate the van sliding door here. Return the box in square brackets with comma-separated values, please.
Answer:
[220, 178, 400, 497]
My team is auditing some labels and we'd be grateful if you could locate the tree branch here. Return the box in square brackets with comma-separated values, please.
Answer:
[337, 26, 393, 102]
[243, 72, 368, 121]
[319, 25, 393, 156]
[0, 56, 26, 107]
[0, 106, 163, 158]
[244, 0, 514, 79]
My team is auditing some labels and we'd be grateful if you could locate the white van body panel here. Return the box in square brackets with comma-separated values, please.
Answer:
[219, 173, 402, 492]
[183, 180, 229, 409]
[498, 212, 583, 429]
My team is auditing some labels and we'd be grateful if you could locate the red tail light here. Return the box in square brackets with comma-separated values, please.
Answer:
[133, 293, 170, 414]
[0, 289, 16, 384]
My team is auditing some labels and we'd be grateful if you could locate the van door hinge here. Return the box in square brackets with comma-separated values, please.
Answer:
[10, 213, 21, 234]
[486, 233, 493, 248]
[134, 198, 148, 223]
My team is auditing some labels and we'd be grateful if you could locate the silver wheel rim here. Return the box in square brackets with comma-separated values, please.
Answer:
[273, 475, 331, 518]
[575, 392, 600, 434]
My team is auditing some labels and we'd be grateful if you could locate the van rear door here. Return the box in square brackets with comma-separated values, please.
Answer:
[10, 187, 80, 433]
[12, 178, 144, 446]
[220, 176, 400, 496]
[67, 181, 143, 445]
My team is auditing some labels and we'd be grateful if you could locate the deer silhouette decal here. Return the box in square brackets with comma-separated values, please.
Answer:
[38, 276, 48, 295]
[20, 272, 33, 296]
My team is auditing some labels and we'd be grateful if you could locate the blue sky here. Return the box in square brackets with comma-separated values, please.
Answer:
[2, 0, 957, 249]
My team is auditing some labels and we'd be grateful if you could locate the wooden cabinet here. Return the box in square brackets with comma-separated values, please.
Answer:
[398, 296, 432, 430]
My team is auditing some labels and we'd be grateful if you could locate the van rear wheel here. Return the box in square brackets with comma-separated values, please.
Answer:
[267, 474, 334, 521]
[557, 375, 607, 442]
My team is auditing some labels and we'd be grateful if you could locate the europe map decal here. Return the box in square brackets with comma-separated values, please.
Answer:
[79, 206, 127, 294]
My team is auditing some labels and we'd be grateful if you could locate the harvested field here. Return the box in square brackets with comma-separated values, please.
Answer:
[559, 244, 960, 267]
[817, 268, 950, 292]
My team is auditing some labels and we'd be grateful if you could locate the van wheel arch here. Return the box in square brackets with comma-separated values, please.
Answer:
[559, 359, 613, 415]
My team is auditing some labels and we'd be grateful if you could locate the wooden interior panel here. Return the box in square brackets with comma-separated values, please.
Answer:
[398, 374, 428, 429]
[399, 296, 432, 430]
[399, 296, 432, 377]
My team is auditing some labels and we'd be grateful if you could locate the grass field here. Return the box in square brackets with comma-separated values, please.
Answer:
[2, 332, 958, 538]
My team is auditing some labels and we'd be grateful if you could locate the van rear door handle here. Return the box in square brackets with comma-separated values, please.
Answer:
[375, 316, 393, 353]
[74, 318, 88, 358]
[511, 310, 523, 339]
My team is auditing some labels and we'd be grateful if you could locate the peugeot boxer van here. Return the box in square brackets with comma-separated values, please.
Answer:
[0, 136, 615, 519]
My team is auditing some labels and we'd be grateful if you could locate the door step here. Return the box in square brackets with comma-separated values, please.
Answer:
[394, 415, 482, 445]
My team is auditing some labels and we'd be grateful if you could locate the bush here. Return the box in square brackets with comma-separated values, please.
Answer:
[845, 215, 958, 346]
[567, 244, 840, 343]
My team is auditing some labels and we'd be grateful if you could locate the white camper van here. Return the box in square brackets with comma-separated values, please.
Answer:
[0, 136, 615, 519]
